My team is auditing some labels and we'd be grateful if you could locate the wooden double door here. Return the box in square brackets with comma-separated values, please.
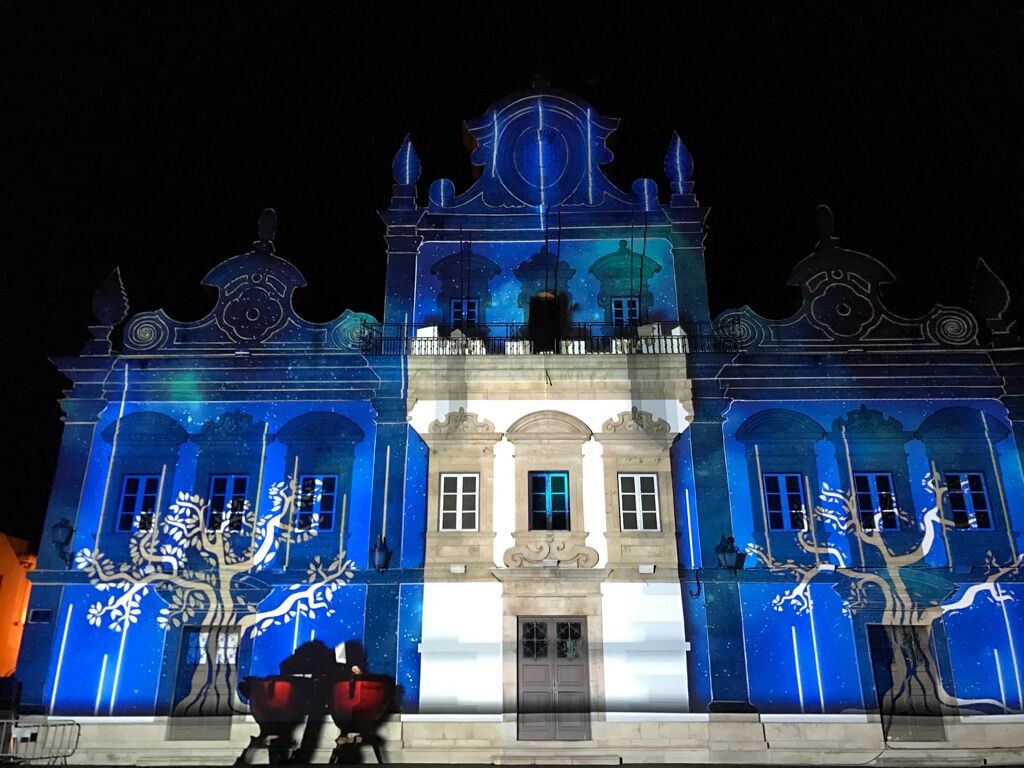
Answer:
[517, 616, 591, 741]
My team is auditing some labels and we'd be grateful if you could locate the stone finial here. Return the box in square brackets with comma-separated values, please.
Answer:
[257, 208, 277, 245]
[815, 204, 838, 250]
[602, 407, 671, 435]
[664, 132, 693, 194]
[91, 266, 129, 327]
[970, 258, 1017, 343]
[392, 134, 421, 185]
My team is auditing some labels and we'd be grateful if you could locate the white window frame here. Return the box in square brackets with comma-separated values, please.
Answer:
[618, 473, 661, 531]
[438, 473, 479, 531]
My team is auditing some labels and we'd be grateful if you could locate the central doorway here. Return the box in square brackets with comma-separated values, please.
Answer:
[867, 624, 946, 742]
[517, 616, 591, 741]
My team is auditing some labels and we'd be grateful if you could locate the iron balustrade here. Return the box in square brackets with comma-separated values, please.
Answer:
[358, 319, 744, 356]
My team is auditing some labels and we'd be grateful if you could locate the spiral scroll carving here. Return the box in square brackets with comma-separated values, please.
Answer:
[124, 314, 169, 351]
[927, 307, 978, 347]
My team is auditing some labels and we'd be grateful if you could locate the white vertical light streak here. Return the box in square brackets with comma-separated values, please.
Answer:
[49, 603, 74, 713]
[491, 111, 498, 177]
[791, 625, 805, 714]
[381, 445, 391, 539]
[108, 623, 130, 715]
[998, 583, 1023, 708]
[586, 108, 593, 204]
[94, 654, 109, 715]
[536, 98, 546, 209]
[684, 489, 696, 568]
[995, 648, 1008, 711]
[807, 595, 825, 713]
[292, 612, 301, 652]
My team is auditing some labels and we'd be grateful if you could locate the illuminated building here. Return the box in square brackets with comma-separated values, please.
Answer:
[17, 87, 1024, 763]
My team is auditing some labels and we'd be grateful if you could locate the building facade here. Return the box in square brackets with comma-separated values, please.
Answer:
[17, 88, 1024, 763]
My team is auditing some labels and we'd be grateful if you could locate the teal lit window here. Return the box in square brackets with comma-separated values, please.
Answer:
[207, 474, 249, 531]
[946, 472, 993, 529]
[854, 472, 900, 530]
[762, 473, 806, 531]
[529, 471, 569, 531]
[297, 474, 338, 531]
[117, 474, 160, 532]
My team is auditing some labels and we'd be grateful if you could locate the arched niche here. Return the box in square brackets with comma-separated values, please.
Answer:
[735, 409, 827, 563]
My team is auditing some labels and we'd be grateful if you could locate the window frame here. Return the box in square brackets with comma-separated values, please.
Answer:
[610, 296, 640, 327]
[116, 474, 162, 532]
[761, 472, 808, 532]
[528, 470, 571, 531]
[296, 473, 339, 531]
[206, 473, 250, 532]
[450, 297, 480, 328]
[617, 472, 661, 532]
[438, 472, 480, 532]
[853, 471, 901, 531]
[944, 471, 994, 530]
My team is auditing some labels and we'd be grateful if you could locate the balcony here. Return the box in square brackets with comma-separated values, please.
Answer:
[358, 320, 744, 356]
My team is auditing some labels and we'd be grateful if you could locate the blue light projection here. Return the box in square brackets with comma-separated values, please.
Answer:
[413, 238, 678, 328]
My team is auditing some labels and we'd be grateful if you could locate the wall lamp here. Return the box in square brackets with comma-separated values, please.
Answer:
[714, 535, 746, 574]
[371, 534, 392, 572]
[50, 518, 75, 566]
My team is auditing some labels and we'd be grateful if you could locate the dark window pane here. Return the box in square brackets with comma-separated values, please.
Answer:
[462, 493, 476, 511]
[441, 512, 457, 530]
[531, 511, 548, 530]
[784, 475, 801, 493]
[442, 495, 457, 511]
[550, 474, 566, 494]
[551, 511, 569, 531]
[463, 476, 476, 493]
[319, 513, 334, 530]
[443, 476, 458, 493]
[233, 477, 248, 494]
[621, 495, 637, 512]
[640, 476, 656, 494]
[768, 511, 784, 530]
[764, 475, 780, 494]
[854, 475, 870, 492]
[640, 493, 657, 512]
[642, 512, 658, 530]
[531, 475, 546, 493]
[622, 512, 638, 530]
[550, 493, 567, 512]
[212, 477, 227, 493]
[461, 512, 476, 529]
[620, 476, 635, 493]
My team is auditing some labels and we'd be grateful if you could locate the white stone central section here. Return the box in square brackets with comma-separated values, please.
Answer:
[601, 582, 689, 717]
[492, 436, 515, 566]
[408, 398, 688, 436]
[581, 437, 608, 567]
[420, 582, 504, 715]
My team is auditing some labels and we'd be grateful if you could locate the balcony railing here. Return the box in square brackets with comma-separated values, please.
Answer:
[358, 319, 745, 356]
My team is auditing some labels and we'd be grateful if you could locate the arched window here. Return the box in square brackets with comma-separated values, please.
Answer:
[735, 409, 826, 562]
[101, 412, 188, 533]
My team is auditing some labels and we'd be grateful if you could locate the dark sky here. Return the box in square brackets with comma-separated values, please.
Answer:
[4, 2, 1022, 546]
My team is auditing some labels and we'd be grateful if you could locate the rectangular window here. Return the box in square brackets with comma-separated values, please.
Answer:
[450, 298, 479, 327]
[762, 473, 807, 531]
[297, 474, 338, 530]
[529, 471, 570, 531]
[618, 473, 660, 531]
[117, 474, 161, 531]
[438, 473, 479, 531]
[207, 474, 249, 531]
[946, 472, 993, 529]
[611, 297, 640, 327]
[184, 627, 239, 665]
[854, 472, 900, 530]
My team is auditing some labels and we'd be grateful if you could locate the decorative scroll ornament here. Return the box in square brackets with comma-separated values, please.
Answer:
[503, 532, 599, 569]
[428, 407, 495, 435]
[602, 407, 670, 436]
[712, 206, 979, 350]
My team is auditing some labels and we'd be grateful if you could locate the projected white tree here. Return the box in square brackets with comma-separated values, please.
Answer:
[76, 476, 354, 715]
[746, 471, 1022, 716]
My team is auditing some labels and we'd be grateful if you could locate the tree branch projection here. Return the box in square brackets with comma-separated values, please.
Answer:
[75, 476, 354, 713]
[746, 472, 1022, 714]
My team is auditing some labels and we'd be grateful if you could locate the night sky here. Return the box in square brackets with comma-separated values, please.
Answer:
[4, 3, 1021, 547]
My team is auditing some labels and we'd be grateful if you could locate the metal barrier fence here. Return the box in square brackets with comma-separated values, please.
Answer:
[0, 720, 80, 764]
[358, 319, 745, 356]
